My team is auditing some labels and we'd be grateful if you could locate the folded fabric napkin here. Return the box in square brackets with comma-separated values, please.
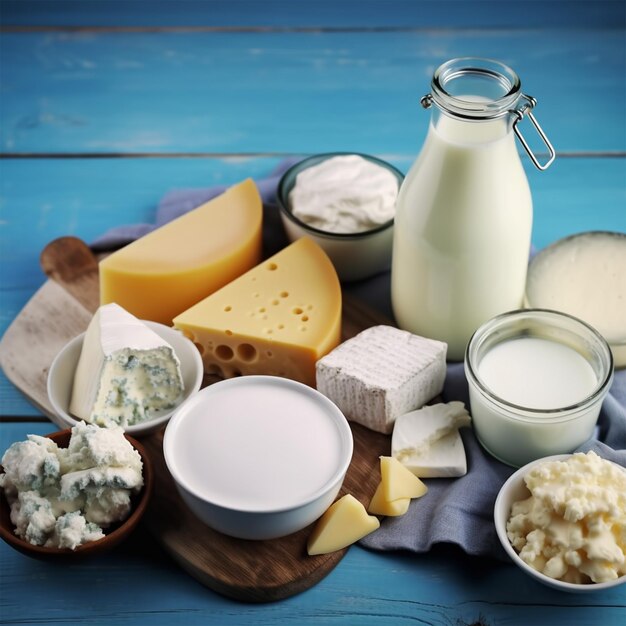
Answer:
[92, 161, 626, 561]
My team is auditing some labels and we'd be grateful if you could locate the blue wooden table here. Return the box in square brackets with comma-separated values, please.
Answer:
[1, 1, 625, 624]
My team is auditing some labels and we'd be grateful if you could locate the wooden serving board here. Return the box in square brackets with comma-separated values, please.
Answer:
[0, 237, 391, 602]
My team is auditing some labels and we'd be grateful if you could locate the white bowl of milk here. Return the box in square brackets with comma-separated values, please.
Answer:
[465, 309, 614, 468]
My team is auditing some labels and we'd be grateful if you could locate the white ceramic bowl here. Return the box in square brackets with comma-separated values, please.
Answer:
[163, 376, 353, 540]
[277, 153, 403, 282]
[494, 454, 626, 593]
[47, 322, 203, 437]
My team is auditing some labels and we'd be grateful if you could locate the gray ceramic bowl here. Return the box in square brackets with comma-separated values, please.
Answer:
[277, 153, 403, 282]
[47, 322, 203, 437]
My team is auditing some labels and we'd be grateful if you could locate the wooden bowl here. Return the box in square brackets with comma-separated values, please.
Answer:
[0, 428, 153, 560]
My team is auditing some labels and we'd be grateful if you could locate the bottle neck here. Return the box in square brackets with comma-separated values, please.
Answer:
[430, 107, 514, 144]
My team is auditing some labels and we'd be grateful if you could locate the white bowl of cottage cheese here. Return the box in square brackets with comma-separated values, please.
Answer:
[277, 153, 403, 282]
[494, 451, 626, 592]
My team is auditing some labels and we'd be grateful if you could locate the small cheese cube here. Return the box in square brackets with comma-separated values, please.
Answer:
[307, 494, 380, 555]
[367, 482, 410, 517]
[316, 325, 446, 433]
[391, 402, 471, 478]
[380, 456, 428, 501]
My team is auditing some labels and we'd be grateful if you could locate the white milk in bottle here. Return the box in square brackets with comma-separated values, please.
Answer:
[391, 58, 554, 360]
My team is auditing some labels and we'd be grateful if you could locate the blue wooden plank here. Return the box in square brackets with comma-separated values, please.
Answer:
[0, 30, 624, 154]
[0, 421, 625, 626]
[1, 156, 624, 417]
[2, 0, 624, 29]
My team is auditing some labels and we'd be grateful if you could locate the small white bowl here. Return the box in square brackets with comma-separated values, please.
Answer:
[494, 454, 626, 593]
[163, 376, 353, 540]
[277, 153, 403, 282]
[47, 322, 203, 437]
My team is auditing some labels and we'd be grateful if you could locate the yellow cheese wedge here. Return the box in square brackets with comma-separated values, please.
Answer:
[367, 482, 411, 517]
[307, 494, 380, 556]
[173, 237, 341, 387]
[380, 456, 428, 502]
[100, 179, 263, 325]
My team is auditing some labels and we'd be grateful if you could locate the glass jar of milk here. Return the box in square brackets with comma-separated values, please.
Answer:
[391, 58, 555, 360]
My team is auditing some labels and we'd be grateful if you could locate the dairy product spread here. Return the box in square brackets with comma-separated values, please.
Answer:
[289, 155, 399, 234]
[70, 303, 184, 429]
[316, 325, 447, 434]
[0, 422, 143, 549]
[391, 402, 471, 477]
[506, 451, 626, 584]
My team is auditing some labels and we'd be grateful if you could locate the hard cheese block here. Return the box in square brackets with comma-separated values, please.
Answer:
[173, 237, 341, 387]
[367, 483, 410, 517]
[316, 325, 447, 434]
[70, 303, 184, 428]
[100, 179, 262, 325]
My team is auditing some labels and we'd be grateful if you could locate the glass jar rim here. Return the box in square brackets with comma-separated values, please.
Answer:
[431, 57, 522, 120]
[465, 308, 614, 422]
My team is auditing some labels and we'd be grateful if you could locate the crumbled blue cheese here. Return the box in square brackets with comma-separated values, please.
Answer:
[0, 422, 143, 549]
[70, 303, 184, 428]
[316, 325, 447, 434]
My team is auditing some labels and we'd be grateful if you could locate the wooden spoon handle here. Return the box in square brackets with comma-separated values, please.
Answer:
[40, 237, 100, 314]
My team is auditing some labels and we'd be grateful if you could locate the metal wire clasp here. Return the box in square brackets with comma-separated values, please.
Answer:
[512, 94, 555, 171]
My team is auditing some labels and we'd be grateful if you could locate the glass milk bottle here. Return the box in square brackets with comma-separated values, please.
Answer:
[391, 57, 555, 361]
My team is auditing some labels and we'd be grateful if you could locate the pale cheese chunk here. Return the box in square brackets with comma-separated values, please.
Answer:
[391, 402, 471, 478]
[316, 325, 447, 434]
[307, 494, 380, 555]
[367, 482, 410, 517]
[69, 303, 184, 429]
[380, 456, 428, 501]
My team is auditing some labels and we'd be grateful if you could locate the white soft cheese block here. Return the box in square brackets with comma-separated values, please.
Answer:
[69, 303, 184, 428]
[316, 325, 447, 434]
[391, 402, 471, 478]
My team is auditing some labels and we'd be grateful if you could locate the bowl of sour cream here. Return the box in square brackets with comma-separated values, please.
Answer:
[277, 153, 403, 282]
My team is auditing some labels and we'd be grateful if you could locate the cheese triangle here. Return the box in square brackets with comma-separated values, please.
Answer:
[174, 237, 341, 387]
[367, 481, 411, 517]
[307, 494, 380, 555]
[380, 456, 428, 501]
[100, 179, 262, 325]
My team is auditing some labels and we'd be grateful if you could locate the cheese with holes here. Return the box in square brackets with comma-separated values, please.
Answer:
[100, 179, 262, 325]
[316, 325, 447, 434]
[367, 482, 410, 517]
[380, 456, 428, 501]
[307, 494, 380, 555]
[173, 237, 341, 387]
[391, 402, 471, 478]
[70, 303, 184, 428]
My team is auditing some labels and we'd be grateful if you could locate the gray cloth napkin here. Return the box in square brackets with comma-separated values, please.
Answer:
[360, 365, 626, 560]
[91, 161, 626, 561]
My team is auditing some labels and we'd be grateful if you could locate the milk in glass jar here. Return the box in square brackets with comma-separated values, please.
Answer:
[391, 58, 554, 360]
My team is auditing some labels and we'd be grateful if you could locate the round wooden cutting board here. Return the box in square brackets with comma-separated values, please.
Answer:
[0, 236, 392, 602]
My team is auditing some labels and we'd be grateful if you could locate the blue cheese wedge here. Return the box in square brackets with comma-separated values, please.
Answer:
[391, 402, 471, 477]
[316, 325, 447, 434]
[69, 303, 184, 428]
